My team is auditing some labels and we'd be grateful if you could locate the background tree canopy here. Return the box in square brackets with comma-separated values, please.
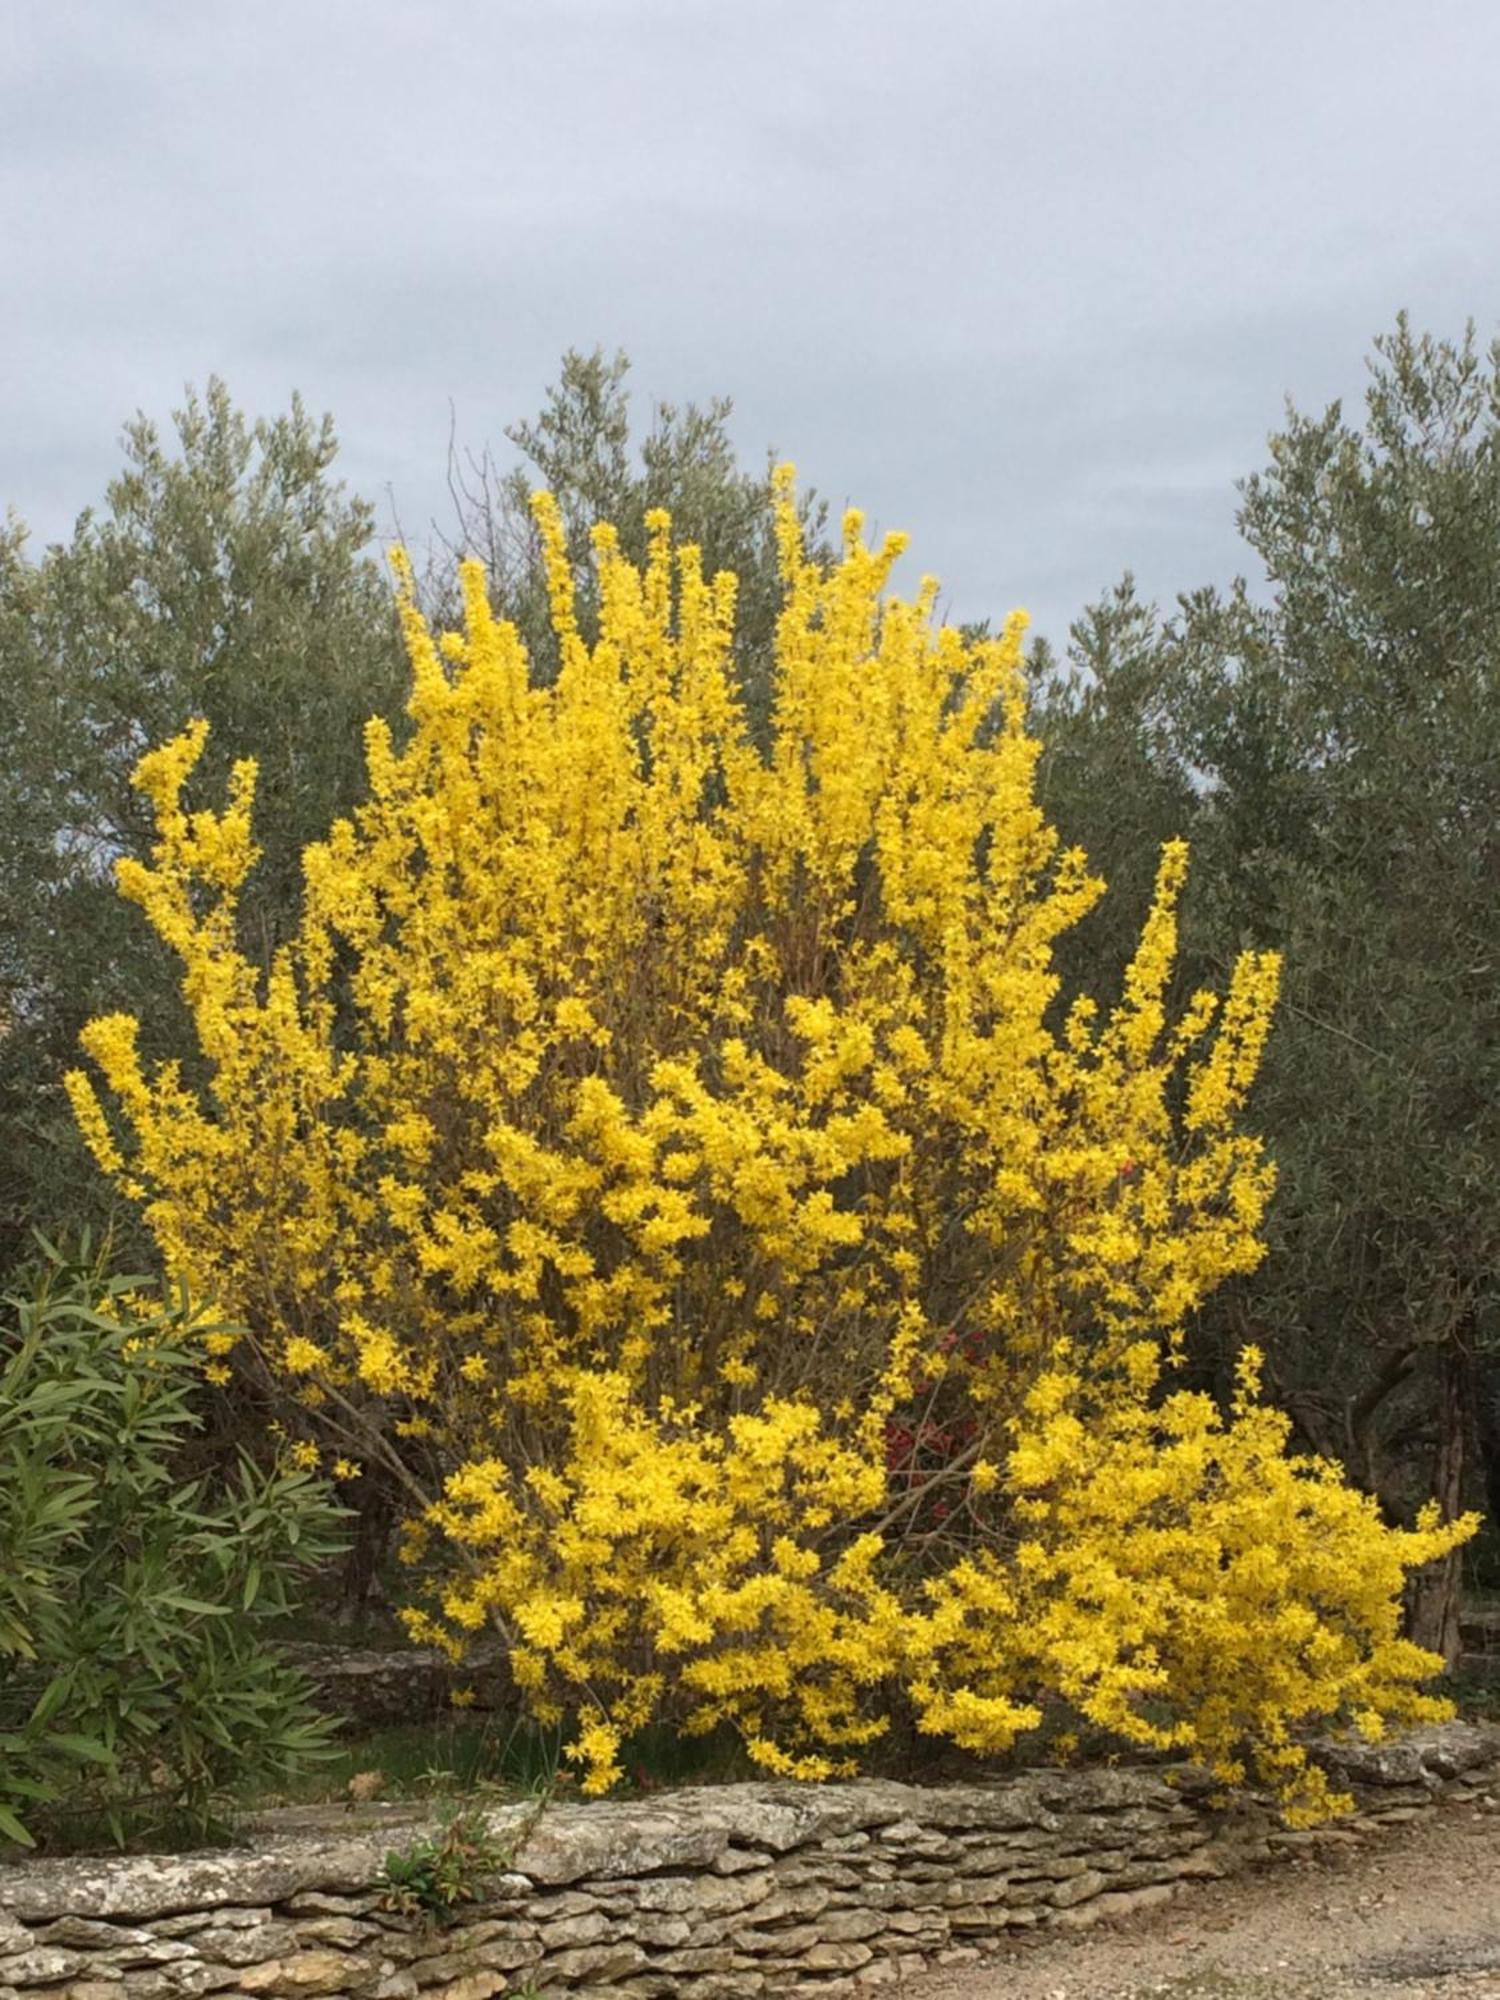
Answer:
[0, 381, 408, 1265]
[1032, 316, 1500, 1657]
[435, 345, 832, 729]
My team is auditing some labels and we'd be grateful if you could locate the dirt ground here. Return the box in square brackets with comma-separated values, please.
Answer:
[908, 1800, 1500, 2000]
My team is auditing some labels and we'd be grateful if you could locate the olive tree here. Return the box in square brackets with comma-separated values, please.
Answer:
[437, 346, 831, 724]
[0, 380, 406, 1267]
[1034, 318, 1500, 1660]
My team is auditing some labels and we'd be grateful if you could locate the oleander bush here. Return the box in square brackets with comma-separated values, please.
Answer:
[67, 471, 1474, 1821]
[0, 1246, 346, 1849]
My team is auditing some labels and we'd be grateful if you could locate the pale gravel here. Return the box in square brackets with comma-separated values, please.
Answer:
[906, 1800, 1500, 2000]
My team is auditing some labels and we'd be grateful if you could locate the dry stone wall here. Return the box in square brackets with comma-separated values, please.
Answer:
[2, 1724, 1495, 2000]
[281, 1644, 510, 1733]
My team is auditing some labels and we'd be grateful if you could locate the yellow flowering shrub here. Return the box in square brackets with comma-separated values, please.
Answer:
[68, 471, 1472, 1811]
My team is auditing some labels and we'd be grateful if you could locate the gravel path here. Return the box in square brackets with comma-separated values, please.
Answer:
[908, 1801, 1500, 1999]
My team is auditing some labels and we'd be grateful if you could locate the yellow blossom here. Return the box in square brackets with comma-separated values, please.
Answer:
[68, 467, 1468, 1819]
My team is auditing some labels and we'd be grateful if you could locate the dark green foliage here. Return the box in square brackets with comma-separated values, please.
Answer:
[1028, 584, 1203, 1011]
[0, 382, 406, 1266]
[0, 1244, 348, 1849]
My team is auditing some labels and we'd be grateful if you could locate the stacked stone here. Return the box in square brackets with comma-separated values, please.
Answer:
[281, 1646, 510, 1733]
[1, 1724, 1495, 2000]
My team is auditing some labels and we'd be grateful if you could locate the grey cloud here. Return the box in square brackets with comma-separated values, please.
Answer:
[5, 0, 1499, 647]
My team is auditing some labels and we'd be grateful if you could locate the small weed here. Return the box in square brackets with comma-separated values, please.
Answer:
[377, 1804, 512, 1922]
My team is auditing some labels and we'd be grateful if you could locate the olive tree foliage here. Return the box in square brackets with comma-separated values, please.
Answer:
[1031, 318, 1500, 1659]
[1026, 587, 1203, 1014]
[0, 380, 407, 1265]
[434, 346, 832, 721]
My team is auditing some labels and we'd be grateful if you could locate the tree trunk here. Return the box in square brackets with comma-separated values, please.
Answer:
[1472, 1346, 1500, 1533]
[335, 1464, 398, 1627]
[1407, 1342, 1468, 1667]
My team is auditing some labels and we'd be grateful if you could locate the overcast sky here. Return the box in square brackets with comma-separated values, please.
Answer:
[6, 0, 1500, 646]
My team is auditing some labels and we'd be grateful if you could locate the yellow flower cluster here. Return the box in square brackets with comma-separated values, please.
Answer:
[67, 471, 1471, 1810]
[911, 1345, 1467, 1824]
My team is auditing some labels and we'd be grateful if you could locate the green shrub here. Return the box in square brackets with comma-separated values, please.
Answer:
[0, 1244, 348, 1849]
